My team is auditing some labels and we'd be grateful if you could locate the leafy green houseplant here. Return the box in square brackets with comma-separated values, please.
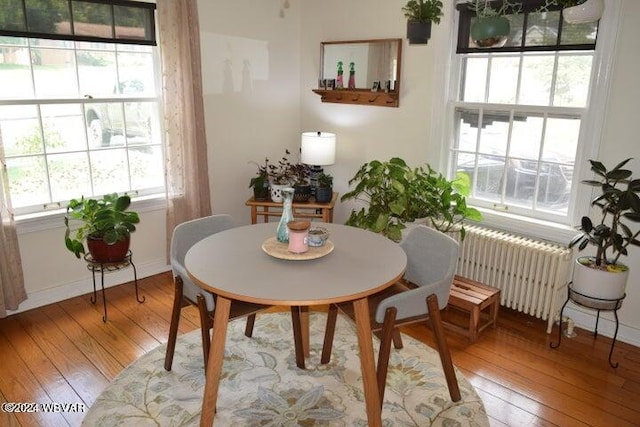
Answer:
[249, 157, 270, 201]
[568, 158, 640, 302]
[64, 193, 140, 262]
[402, 0, 443, 44]
[341, 157, 481, 242]
[316, 173, 333, 203]
[263, 149, 295, 203]
[267, 149, 295, 185]
[289, 162, 312, 202]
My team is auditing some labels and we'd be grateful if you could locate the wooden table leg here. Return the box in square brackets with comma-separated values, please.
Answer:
[300, 306, 310, 357]
[290, 306, 306, 369]
[353, 297, 382, 427]
[250, 206, 257, 225]
[200, 296, 231, 427]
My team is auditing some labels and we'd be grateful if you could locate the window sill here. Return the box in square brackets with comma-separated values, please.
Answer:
[473, 207, 577, 246]
[15, 195, 167, 235]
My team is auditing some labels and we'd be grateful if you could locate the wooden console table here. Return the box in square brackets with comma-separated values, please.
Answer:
[245, 192, 338, 224]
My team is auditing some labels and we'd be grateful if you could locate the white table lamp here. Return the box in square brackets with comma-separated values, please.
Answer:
[301, 131, 336, 194]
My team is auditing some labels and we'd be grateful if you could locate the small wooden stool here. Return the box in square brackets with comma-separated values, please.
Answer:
[443, 275, 500, 342]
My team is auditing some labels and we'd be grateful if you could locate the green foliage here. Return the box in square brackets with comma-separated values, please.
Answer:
[402, 0, 443, 23]
[249, 157, 269, 189]
[466, 0, 522, 17]
[318, 173, 333, 188]
[64, 193, 140, 259]
[569, 158, 640, 266]
[267, 149, 295, 185]
[341, 158, 481, 242]
[554, 0, 586, 7]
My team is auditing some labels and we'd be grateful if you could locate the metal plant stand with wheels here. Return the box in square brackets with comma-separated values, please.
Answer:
[550, 283, 625, 368]
[84, 250, 145, 322]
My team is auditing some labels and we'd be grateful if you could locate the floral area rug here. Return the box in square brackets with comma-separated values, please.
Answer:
[82, 312, 488, 426]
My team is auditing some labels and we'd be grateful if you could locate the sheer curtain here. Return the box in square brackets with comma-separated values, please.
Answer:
[158, 0, 212, 257]
[0, 135, 26, 318]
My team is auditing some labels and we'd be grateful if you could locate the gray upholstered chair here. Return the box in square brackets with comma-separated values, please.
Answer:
[321, 225, 461, 403]
[164, 214, 266, 371]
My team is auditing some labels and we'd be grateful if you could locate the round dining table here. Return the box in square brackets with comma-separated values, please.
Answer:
[185, 222, 407, 427]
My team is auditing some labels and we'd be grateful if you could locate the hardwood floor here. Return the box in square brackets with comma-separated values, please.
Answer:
[1, 271, 639, 426]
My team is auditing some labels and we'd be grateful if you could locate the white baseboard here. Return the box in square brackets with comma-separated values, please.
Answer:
[8, 259, 171, 316]
[563, 304, 640, 348]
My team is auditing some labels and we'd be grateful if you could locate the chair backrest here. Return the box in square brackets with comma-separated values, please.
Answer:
[375, 225, 459, 323]
[170, 214, 235, 272]
[401, 225, 459, 309]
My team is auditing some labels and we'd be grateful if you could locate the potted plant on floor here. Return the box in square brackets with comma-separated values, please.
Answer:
[249, 157, 270, 201]
[341, 157, 481, 242]
[402, 0, 443, 44]
[316, 173, 333, 203]
[64, 193, 140, 262]
[568, 158, 640, 305]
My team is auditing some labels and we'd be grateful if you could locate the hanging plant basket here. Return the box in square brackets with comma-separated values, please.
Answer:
[563, 0, 604, 24]
[407, 21, 432, 44]
[471, 15, 510, 48]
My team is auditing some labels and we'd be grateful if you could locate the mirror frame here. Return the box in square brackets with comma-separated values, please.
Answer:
[313, 38, 402, 108]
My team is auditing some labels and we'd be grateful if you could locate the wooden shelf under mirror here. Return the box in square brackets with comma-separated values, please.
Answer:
[314, 38, 402, 108]
[312, 89, 399, 107]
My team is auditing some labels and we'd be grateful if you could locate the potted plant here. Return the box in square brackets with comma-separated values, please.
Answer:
[64, 193, 140, 263]
[465, 0, 520, 48]
[289, 162, 312, 202]
[249, 157, 270, 201]
[402, 0, 443, 45]
[267, 149, 295, 202]
[554, 0, 604, 24]
[316, 173, 334, 203]
[341, 157, 481, 242]
[568, 158, 640, 304]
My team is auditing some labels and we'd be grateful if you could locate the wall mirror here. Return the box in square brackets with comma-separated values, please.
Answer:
[313, 38, 402, 107]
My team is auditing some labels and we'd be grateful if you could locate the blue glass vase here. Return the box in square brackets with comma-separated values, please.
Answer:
[276, 187, 295, 243]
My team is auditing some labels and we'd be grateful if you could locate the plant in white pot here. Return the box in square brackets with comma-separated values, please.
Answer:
[569, 158, 640, 305]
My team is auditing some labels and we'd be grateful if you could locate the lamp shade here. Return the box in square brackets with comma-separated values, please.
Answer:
[300, 132, 336, 166]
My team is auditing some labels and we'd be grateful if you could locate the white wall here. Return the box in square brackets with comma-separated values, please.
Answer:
[299, 0, 452, 224]
[11, 0, 640, 347]
[566, 0, 640, 345]
[295, 0, 640, 345]
[197, 0, 302, 225]
[15, 206, 168, 314]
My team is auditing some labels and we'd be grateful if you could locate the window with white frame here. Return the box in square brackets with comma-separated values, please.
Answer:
[0, 0, 164, 217]
[449, 1, 603, 225]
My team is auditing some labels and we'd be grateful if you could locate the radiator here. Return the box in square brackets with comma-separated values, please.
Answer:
[454, 225, 572, 333]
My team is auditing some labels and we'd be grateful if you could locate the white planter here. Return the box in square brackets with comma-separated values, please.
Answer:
[572, 256, 628, 303]
[563, 0, 604, 24]
[269, 184, 291, 203]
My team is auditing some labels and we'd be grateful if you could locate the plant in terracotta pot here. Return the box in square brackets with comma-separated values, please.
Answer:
[64, 193, 140, 262]
[316, 173, 333, 203]
[568, 158, 640, 304]
[249, 157, 270, 201]
[402, 0, 443, 44]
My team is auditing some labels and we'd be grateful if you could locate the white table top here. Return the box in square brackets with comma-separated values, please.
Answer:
[185, 222, 407, 306]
